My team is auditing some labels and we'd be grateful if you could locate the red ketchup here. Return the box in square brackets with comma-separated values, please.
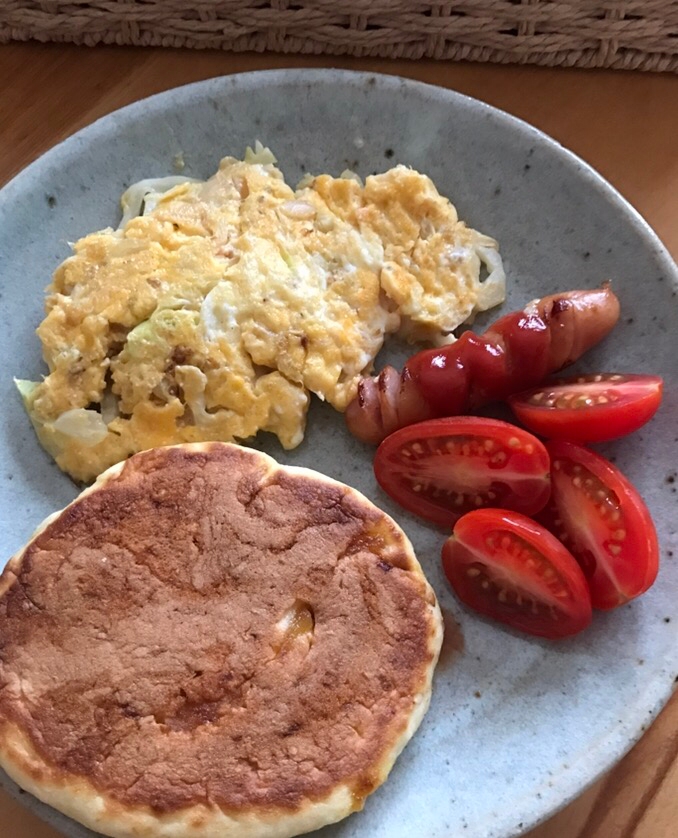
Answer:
[407, 310, 551, 417]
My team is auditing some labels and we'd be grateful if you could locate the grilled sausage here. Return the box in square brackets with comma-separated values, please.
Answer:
[345, 285, 621, 444]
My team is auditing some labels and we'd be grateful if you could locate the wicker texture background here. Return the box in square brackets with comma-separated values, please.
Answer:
[1, 1, 677, 72]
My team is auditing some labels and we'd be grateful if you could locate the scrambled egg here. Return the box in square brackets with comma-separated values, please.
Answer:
[18, 145, 505, 482]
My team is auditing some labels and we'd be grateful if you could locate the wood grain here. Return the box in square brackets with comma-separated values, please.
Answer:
[0, 41, 676, 838]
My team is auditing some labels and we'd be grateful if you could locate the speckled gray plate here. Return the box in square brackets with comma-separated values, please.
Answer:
[0, 70, 677, 838]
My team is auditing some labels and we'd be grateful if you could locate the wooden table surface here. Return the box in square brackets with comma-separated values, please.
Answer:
[0, 41, 676, 838]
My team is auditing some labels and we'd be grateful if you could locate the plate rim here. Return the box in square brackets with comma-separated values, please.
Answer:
[0, 67, 676, 284]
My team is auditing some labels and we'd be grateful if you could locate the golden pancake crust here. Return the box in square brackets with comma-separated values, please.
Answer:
[0, 443, 442, 838]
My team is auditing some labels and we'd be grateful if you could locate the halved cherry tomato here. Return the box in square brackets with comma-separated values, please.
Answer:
[508, 374, 663, 442]
[539, 440, 659, 610]
[373, 417, 551, 527]
[442, 509, 592, 639]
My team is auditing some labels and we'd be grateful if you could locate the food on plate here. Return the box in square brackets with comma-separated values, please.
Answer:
[0, 442, 442, 838]
[346, 285, 621, 445]
[442, 509, 592, 639]
[538, 440, 659, 610]
[509, 373, 663, 442]
[373, 417, 551, 527]
[16, 144, 505, 483]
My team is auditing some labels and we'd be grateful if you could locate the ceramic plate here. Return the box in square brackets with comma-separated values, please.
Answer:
[0, 70, 676, 838]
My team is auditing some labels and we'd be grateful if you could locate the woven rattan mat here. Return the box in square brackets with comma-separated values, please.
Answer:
[1, 2, 677, 72]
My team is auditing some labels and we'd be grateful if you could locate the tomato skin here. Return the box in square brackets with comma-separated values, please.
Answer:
[540, 441, 659, 610]
[508, 374, 663, 443]
[442, 509, 592, 639]
[373, 417, 551, 527]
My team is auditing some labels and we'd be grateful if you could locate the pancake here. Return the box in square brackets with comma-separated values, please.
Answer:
[0, 442, 443, 838]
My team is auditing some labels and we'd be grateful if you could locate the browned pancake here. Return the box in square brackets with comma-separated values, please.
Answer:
[0, 443, 442, 838]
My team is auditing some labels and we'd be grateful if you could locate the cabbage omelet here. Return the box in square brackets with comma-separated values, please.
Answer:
[18, 145, 505, 482]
